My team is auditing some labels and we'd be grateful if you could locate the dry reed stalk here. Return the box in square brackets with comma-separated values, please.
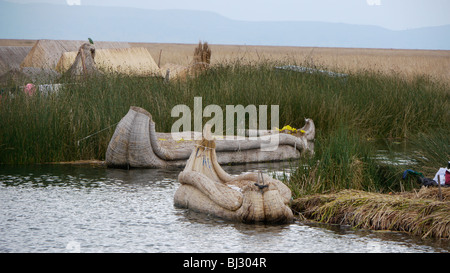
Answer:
[291, 189, 450, 238]
[129, 42, 450, 84]
[7, 40, 448, 83]
[399, 187, 450, 201]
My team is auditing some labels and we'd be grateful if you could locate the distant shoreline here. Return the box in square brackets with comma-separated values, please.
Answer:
[2, 38, 448, 84]
[2, 38, 450, 52]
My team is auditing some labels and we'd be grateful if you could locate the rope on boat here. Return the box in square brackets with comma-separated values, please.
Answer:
[254, 171, 268, 192]
[76, 122, 120, 146]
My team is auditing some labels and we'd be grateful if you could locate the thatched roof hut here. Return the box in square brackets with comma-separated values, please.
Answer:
[57, 47, 160, 76]
[65, 43, 100, 78]
[21, 39, 130, 70]
[0, 67, 60, 86]
[0, 46, 32, 75]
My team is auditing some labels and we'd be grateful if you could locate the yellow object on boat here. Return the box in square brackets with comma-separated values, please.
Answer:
[276, 125, 304, 134]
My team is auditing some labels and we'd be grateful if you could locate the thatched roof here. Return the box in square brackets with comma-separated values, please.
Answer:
[65, 43, 100, 78]
[21, 39, 130, 70]
[0, 67, 60, 86]
[0, 46, 32, 75]
[57, 47, 159, 76]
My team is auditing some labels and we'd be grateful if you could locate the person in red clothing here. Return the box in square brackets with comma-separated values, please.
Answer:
[24, 83, 36, 96]
[446, 161, 450, 185]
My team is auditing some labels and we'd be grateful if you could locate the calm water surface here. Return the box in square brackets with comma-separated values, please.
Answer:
[0, 163, 448, 253]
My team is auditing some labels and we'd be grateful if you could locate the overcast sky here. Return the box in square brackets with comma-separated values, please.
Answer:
[8, 0, 450, 30]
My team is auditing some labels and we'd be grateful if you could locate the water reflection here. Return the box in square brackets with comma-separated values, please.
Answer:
[0, 164, 448, 253]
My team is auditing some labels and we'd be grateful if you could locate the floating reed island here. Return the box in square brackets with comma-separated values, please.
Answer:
[291, 188, 450, 239]
[105, 106, 315, 168]
[174, 125, 294, 224]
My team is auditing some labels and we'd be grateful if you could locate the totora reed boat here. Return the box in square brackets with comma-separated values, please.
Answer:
[174, 125, 294, 223]
[106, 106, 315, 169]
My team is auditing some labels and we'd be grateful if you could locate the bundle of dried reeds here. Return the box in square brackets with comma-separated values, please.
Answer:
[193, 41, 211, 70]
[399, 186, 450, 201]
[161, 41, 212, 81]
[291, 189, 450, 238]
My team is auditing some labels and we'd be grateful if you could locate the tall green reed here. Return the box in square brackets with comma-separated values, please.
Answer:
[0, 61, 448, 167]
[408, 128, 450, 176]
[284, 124, 403, 198]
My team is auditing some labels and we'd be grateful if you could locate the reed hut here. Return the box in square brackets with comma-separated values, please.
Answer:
[57, 47, 160, 76]
[21, 39, 129, 70]
[0, 46, 32, 76]
[0, 67, 60, 86]
[174, 125, 294, 224]
[65, 43, 100, 78]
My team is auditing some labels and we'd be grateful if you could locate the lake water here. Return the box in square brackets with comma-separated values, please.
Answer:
[0, 162, 448, 253]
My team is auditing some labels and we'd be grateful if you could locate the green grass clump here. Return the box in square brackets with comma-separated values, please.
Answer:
[409, 128, 450, 177]
[284, 125, 402, 198]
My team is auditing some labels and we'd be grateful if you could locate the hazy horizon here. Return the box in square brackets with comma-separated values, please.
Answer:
[5, 0, 450, 30]
[1, 0, 449, 50]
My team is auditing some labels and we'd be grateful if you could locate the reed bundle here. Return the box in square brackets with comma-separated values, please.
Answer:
[161, 41, 212, 81]
[291, 189, 450, 238]
[193, 41, 211, 69]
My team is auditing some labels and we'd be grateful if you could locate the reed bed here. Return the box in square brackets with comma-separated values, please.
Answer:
[134, 43, 450, 84]
[0, 62, 448, 195]
[2, 39, 449, 83]
[284, 124, 403, 197]
[408, 128, 450, 177]
[291, 188, 450, 239]
[1, 59, 449, 236]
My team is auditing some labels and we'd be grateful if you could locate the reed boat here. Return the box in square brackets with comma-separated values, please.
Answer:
[174, 125, 294, 223]
[106, 106, 315, 169]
